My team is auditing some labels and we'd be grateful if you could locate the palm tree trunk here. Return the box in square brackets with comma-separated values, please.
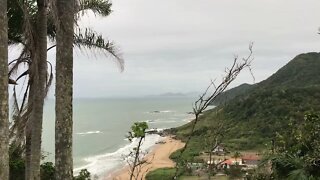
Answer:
[27, 0, 48, 179]
[55, 0, 74, 178]
[0, 0, 9, 179]
[25, 83, 34, 180]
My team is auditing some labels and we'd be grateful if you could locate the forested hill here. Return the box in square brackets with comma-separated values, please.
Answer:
[258, 52, 320, 88]
[210, 83, 254, 106]
[175, 52, 320, 151]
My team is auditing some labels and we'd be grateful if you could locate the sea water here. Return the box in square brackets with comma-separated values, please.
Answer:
[41, 97, 195, 178]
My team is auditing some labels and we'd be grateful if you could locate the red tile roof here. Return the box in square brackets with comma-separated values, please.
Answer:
[242, 154, 260, 161]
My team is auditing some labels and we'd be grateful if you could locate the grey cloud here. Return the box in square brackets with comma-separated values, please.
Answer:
[10, 0, 320, 98]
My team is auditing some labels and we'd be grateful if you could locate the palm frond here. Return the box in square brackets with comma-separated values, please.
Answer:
[9, 78, 18, 85]
[9, 57, 30, 74]
[74, 28, 124, 71]
[10, 70, 46, 146]
[288, 169, 309, 180]
[45, 61, 54, 97]
[10, 83, 30, 145]
[78, 0, 112, 16]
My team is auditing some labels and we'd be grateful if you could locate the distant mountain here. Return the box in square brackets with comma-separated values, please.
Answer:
[174, 52, 320, 152]
[147, 92, 199, 98]
[158, 92, 186, 97]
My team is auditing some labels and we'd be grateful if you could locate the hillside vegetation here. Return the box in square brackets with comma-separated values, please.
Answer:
[174, 52, 320, 156]
[210, 83, 254, 106]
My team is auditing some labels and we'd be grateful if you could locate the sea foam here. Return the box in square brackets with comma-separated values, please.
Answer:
[76, 131, 103, 135]
[73, 134, 164, 179]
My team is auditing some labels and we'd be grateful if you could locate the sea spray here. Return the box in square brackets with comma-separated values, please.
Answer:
[73, 134, 164, 178]
[76, 131, 103, 135]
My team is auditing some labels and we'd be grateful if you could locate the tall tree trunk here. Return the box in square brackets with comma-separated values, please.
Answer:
[27, 0, 48, 179]
[25, 82, 34, 180]
[55, 0, 74, 178]
[0, 0, 9, 179]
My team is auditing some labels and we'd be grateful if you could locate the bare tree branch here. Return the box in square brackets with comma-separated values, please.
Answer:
[173, 44, 254, 179]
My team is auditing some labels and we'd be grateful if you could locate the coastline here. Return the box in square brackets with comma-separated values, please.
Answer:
[104, 136, 185, 180]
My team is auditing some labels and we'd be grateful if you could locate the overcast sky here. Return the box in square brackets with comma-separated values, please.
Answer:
[10, 0, 320, 98]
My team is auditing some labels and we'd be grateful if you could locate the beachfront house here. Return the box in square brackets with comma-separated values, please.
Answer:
[218, 154, 260, 170]
[212, 145, 226, 155]
[242, 154, 260, 169]
[221, 158, 243, 168]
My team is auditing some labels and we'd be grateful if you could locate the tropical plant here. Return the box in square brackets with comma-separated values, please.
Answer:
[27, 0, 49, 178]
[8, 0, 123, 143]
[8, 144, 90, 180]
[7, 0, 123, 179]
[264, 113, 320, 179]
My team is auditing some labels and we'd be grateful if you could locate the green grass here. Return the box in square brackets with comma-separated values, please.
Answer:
[180, 175, 229, 180]
[145, 168, 176, 180]
[146, 169, 229, 180]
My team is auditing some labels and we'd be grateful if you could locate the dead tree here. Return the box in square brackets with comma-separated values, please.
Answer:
[173, 43, 254, 179]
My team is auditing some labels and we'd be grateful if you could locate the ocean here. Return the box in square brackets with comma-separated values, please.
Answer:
[41, 97, 195, 178]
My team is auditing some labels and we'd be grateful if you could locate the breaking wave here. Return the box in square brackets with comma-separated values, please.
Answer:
[73, 134, 164, 179]
[76, 131, 102, 135]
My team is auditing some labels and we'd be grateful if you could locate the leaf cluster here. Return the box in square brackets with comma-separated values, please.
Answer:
[127, 122, 149, 141]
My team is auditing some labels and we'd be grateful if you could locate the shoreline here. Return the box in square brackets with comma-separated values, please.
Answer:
[104, 136, 185, 180]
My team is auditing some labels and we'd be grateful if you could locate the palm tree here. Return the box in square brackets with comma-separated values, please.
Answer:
[0, 0, 9, 179]
[7, 0, 123, 179]
[55, 0, 75, 178]
[27, 0, 48, 179]
[54, 1, 124, 178]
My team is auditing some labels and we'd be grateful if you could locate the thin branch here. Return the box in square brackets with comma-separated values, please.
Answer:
[173, 44, 254, 179]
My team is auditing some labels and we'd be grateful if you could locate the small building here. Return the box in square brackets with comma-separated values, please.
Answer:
[212, 145, 226, 155]
[220, 158, 243, 169]
[207, 158, 224, 166]
[242, 154, 260, 169]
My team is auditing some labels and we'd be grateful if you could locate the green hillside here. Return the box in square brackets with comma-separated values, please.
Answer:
[259, 52, 320, 88]
[174, 52, 320, 155]
[210, 83, 254, 106]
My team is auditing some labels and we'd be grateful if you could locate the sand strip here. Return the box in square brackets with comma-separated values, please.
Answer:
[104, 136, 185, 180]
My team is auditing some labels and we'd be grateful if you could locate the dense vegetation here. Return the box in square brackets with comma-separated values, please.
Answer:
[210, 83, 254, 106]
[9, 145, 91, 180]
[174, 52, 320, 156]
[266, 113, 320, 179]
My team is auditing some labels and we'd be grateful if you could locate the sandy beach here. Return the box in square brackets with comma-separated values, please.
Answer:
[104, 136, 185, 180]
